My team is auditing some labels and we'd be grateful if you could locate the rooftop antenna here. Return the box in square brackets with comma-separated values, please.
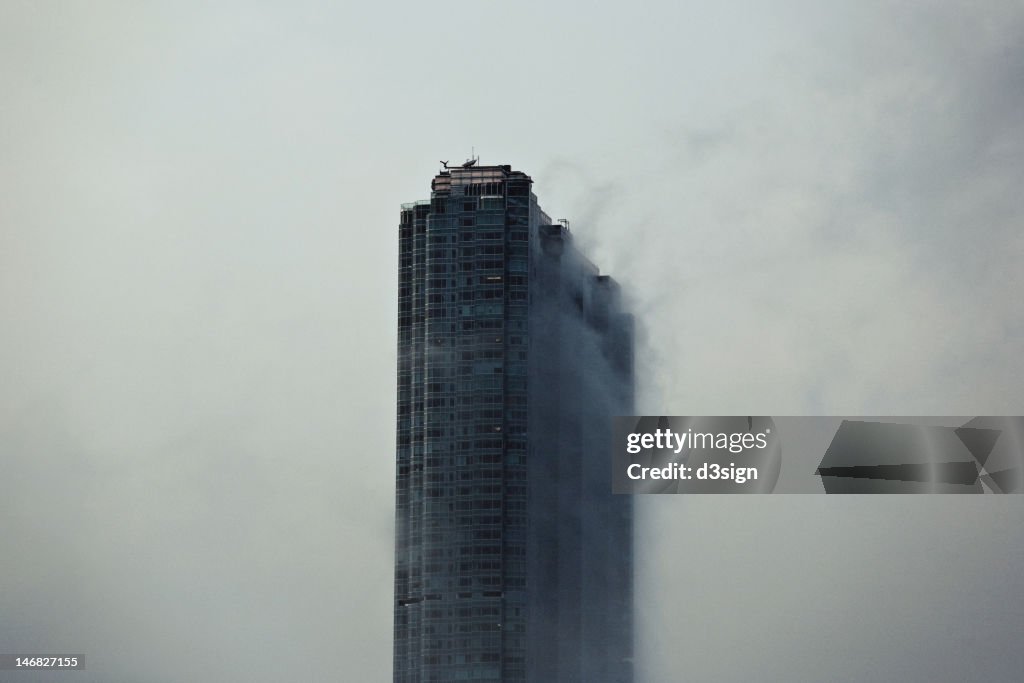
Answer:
[461, 146, 480, 168]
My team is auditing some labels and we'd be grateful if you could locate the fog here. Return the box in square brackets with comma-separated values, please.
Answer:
[2, 1, 1023, 681]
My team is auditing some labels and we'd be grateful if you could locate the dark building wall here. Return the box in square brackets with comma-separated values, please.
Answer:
[395, 165, 633, 683]
[528, 223, 634, 683]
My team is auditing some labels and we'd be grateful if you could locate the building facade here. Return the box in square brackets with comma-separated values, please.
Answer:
[395, 163, 633, 682]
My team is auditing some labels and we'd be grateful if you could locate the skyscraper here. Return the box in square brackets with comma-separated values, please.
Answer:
[395, 162, 634, 682]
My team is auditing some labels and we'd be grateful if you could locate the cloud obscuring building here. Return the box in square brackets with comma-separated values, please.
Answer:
[395, 163, 634, 682]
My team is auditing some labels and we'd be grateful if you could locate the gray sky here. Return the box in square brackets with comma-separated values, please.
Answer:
[2, 1, 1023, 681]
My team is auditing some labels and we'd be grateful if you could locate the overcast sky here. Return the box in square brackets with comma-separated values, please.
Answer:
[2, 1, 1023, 681]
